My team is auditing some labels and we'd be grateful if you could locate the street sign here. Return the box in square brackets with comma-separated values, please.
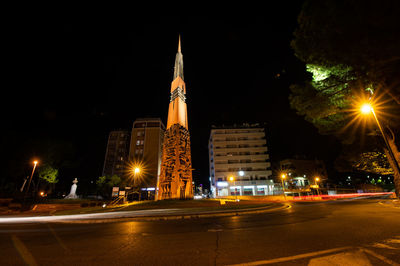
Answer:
[112, 187, 119, 197]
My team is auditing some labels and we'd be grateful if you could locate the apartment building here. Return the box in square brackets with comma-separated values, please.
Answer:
[128, 118, 165, 197]
[102, 130, 130, 177]
[209, 124, 273, 197]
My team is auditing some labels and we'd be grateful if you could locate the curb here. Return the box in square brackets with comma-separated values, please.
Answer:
[378, 199, 400, 209]
[54, 203, 290, 224]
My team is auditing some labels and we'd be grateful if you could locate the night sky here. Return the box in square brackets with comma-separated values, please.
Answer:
[2, 8, 342, 193]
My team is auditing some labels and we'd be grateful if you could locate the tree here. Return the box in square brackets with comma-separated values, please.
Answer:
[290, 0, 400, 196]
[37, 164, 59, 194]
[96, 175, 122, 198]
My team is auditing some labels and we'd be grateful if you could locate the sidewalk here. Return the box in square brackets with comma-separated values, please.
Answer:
[379, 199, 400, 208]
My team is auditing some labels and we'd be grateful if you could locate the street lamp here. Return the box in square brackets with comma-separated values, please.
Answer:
[229, 175, 238, 201]
[130, 165, 141, 185]
[281, 174, 287, 200]
[315, 177, 320, 195]
[131, 165, 142, 201]
[360, 103, 400, 177]
[134, 167, 140, 175]
[25, 160, 38, 197]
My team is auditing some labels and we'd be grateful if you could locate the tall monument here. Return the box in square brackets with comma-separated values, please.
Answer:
[158, 36, 193, 200]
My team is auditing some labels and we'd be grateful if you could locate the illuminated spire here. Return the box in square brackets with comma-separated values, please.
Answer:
[173, 35, 184, 80]
[178, 34, 181, 52]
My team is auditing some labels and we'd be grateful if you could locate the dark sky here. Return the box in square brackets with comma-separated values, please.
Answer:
[2, 8, 342, 192]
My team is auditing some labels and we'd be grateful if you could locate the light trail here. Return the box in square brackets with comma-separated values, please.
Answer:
[292, 192, 394, 201]
[0, 208, 180, 224]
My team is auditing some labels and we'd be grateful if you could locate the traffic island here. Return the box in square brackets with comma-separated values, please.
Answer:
[0, 200, 289, 224]
[51, 202, 290, 224]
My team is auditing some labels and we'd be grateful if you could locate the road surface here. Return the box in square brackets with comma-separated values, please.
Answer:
[0, 198, 399, 265]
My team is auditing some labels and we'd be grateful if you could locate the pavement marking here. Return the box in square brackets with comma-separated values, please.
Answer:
[308, 250, 372, 266]
[378, 201, 400, 209]
[360, 248, 400, 266]
[208, 229, 223, 232]
[11, 235, 38, 266]
[47, 224, 69, 251]
[229, 246, 400, 266]
[372, 242, 398, 250]
[227, 246, 353, 266]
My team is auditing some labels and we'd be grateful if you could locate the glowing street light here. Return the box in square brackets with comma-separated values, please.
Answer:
[360, 102, 400, 180]
[134, 167, 140, 175]
[361, 103, 372, 114]
[315, 177, 320, 195]
[131, 165, 142, 186]
[229, 175, 238, 201]
[25, 160, 38, 197]
[281, 174, 287, 200]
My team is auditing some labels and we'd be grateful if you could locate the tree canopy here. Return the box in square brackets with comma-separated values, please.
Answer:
[38, 164, 59, 184]
[290, 0, 400, 178]
[96, 175, 123, 198]
[290, 0, 400, 137]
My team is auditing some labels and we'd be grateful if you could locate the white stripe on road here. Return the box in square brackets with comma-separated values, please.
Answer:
[227, 246, 353, 266]
[386, 239, 400, 244]
[207, 229, 223, 232]
[372, 243, 398, 250]
[360, 248, 399, 266]
[11, 235, 38, 266]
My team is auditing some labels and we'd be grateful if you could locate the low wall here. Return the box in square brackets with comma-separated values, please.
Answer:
[32, 204, 82, 212]
[0, 198, 13, 206]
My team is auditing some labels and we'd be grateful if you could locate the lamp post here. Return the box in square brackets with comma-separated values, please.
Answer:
[361, 103, 400, 178]
[25, 160, 38, 198]
[281, 174, 287, 200]
[315, 177, 320, 195]
[134, 167, 140, 177]
[133, 166, 141, 201]
[229, 175, 237, 201]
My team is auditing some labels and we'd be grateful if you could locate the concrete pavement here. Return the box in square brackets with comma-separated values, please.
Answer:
[0, 198, 399, 265]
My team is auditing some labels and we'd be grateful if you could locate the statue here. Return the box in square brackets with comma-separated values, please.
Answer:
[65, 178, 79, 199]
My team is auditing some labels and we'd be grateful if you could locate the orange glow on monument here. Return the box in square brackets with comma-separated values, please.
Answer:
[158, 36, 193, 200]
[167, 36, 188, 130]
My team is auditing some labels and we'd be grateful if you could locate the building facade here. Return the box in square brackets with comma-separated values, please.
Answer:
[209, 124, 273, 197]
[128, 118, 165, 198]
[102, 130, 130, 177]
[158, 36, 193, 200]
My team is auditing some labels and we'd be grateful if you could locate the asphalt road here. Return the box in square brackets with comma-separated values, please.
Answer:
[0, 198, 399, 265]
